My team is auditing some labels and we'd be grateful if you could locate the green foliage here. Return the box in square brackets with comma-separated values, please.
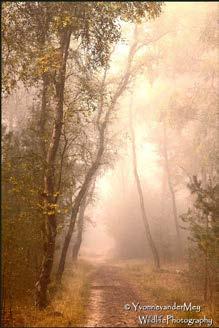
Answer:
[2, 124, 44, 300]
[181, 176, 218, 311]
[2, 2, 162, 94]
[2, 0, 163, 316]
[181, 176, 218, 251]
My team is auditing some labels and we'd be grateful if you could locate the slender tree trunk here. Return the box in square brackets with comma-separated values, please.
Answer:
[72, 194, 87, 261]
[201, 167, 210, 302]
[72, 178, 96, 262]
[162, 122, 182, 257]
[56, 132, 104, 283]
[213, 184, 219, 320]
[72, 227, 83, 262]
[56, 35, 138, 283]
[160, 169, 167, 218]
[159, 171, 168, 262]
[39, 74, 49, 158]
[35, 29, 71, 309]
[56, 63, 108, 284]
[56, 162, 100, 283]
[204, 212, 210, 302]
[129, 103, 160, 270]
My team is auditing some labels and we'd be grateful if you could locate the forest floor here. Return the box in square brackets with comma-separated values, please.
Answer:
[3, 260, 92, 327]
[84, 262, 140, 327]
[4, 258, 216, 327]
[83, 259, 215, 327]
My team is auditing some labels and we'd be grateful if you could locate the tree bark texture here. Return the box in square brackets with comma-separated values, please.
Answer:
[35, 28, 71, 309]
[56, 34, 140, 283]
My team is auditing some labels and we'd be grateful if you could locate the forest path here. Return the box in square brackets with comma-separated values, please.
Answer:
[84, 262, 150, 327]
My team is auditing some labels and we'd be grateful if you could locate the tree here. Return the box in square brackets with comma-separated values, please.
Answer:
[181, 176, 218, 314]
[71, 195, 87, 262]
[162, 121, 183, 257]
[3, 2, 162, 308]
[130, 4, 218, 263]
[2, 117, 44, 322]
[72, 179, 96, 262]
[129, 97, 160, 270]
[56, 50, 129, 282]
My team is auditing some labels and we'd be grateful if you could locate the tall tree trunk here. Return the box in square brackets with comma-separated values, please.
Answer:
[159, 171, 168, 262]
[35, 28, 71, 309]
[202, 168, 210, 302]
[39, 74, 49, 159]
[160, 169, 167, 218]
[72, 193, 87, 261]
[56, 34, 139, 283]
[162, 122, 182, 257]
[129, 103, 160, 270]
[56, 128, 105, 283]
[56, 63, 108, 284]
[212, 184, 219, 320]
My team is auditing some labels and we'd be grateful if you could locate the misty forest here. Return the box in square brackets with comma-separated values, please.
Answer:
[2, 2, 219, 327]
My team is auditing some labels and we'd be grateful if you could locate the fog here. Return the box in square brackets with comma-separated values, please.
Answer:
[78, 1, 218, 263]
[3, 2, 218, 326]
[4, 2, 218, 264]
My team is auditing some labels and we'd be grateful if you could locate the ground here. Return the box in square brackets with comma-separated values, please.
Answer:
[3, 258, 217, 327]
[84, 259, 216, 327]
[85, 264, 141, 327]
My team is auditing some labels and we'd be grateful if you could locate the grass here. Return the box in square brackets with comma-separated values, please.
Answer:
[4, 260, 93, 327]
[119, 259, 217, 327]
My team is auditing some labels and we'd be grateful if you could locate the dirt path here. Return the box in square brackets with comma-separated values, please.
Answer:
[84, 263, 146, 327]
[82, 262, 216, 328]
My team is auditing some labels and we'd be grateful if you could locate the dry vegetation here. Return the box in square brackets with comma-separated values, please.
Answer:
[2, 2, 218, 327]
[119, 259, 216, 326]
[3, 260, 93, 327]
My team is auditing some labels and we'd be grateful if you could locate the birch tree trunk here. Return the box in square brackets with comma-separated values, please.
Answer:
[35, 28, 71, 309]
[56, 126, 105, 283]
[56, 33, 140, 283]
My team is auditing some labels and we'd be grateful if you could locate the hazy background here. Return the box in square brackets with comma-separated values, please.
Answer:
[3, 1, 218, 263]
[77, 2, 218, 263]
